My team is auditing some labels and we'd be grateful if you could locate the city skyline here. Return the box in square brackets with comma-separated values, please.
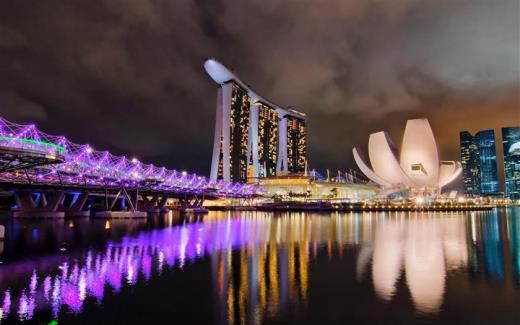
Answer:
[0, 1, 517, 188]
[0, 1, 518, 324]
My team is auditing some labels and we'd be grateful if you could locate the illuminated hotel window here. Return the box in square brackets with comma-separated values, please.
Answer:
[286, 116, 306, 174]
[258, 103, 278, 177]
[230, 82, 250, 183]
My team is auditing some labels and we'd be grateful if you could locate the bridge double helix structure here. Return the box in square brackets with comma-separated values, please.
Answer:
[0, 116, 260, 217]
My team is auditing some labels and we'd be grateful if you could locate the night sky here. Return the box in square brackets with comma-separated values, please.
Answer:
[0, 1, 518, 190]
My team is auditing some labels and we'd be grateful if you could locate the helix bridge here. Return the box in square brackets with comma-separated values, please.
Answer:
[0, 116, 260, 217]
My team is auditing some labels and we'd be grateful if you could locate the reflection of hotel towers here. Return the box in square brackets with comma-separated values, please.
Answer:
[204, 59, 307, 183]
[210, 213, 312, 325]
[4, 211, 520, 322]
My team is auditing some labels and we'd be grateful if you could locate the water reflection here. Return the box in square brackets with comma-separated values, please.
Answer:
[0, 209, 517, 323]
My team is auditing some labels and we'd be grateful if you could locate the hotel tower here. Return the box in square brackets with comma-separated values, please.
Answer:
[204, 59, 307, 183]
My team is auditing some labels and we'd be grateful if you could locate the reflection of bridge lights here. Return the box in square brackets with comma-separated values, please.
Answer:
[0, 213, 485, 322]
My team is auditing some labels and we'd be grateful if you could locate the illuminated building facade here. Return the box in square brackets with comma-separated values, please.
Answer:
[228, 82, 250, 182]
[257, 102, 278, 177]
[285, 115, 306, 174]
[460, 131, 481, 195]
[258, 174, 377, 200]
[460, 130, 499, 196]
[205, 59, 307, 183]
[476, 130, 499, 194]
[502, 127, 520, 199]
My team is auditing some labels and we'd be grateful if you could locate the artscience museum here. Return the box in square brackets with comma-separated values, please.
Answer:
[353, 118, 462, 198]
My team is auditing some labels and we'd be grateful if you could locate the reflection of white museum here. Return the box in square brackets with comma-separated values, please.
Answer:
[370, 216, 468, 313]
[203, 211, 469, 315]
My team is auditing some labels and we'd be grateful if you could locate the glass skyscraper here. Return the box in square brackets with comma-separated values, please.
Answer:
[459, 130, 499, 196]
[502, 127, 520, 199]
[476, 130, 499, 194]
[460, 131, 482, 196]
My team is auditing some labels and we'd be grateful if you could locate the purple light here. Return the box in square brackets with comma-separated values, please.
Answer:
[2, 291, 11, 317]
[61, 281, 82, 313]
[0, 217, 275, 320]
[29, 271, 37, 294]
[0, 116, 258, 197]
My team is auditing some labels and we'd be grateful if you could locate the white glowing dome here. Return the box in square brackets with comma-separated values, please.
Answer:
[353, 118, 462, 193]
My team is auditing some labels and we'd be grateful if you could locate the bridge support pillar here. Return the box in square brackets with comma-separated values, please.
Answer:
[141, 195, 169, 214]
[157, 196, 169, 213]
[93, 188, 147, 219]
[12, 190, 65, 218]
[179, 196, 208, 214]
[63, 192, 90, 217]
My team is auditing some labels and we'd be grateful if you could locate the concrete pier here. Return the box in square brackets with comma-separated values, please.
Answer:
[62, 192, 89, 218]
[94, 211, 147, 219]
[180, 207, 209, 214]
[12, 210, 66, 218]
[140, 195, 169, 213]
[12, 191, 66, 218]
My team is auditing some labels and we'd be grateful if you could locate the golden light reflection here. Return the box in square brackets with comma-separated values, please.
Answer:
[206, 211, 473, 324]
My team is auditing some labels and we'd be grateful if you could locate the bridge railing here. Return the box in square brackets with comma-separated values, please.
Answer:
[0, 121, 66, 160]
[0, 117, 261, 197]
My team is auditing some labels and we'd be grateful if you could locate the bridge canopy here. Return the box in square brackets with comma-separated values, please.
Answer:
[0, 116, 260, 198]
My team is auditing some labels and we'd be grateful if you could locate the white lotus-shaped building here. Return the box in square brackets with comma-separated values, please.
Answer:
[353, 118, 462, 197]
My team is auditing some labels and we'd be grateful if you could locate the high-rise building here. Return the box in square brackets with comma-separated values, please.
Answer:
[257, 102, 278, 177]
[205, 59, 307, 183]
[502, 127, 520, 199]
[285, 115, 307, 174]
[459, 130, 499, 196]
[460, 131, 481, 196]
[476, 130, 499, 194]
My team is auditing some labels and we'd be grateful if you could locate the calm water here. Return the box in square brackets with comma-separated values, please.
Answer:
[0, 208, 518, 324]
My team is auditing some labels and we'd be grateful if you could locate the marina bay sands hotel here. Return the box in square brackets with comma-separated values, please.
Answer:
[204, 59, 307, 183]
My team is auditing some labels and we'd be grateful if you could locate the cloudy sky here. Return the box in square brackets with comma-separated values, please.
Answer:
[0, 0, 518, 189]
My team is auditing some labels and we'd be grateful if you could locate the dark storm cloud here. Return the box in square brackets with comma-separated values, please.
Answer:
[0, 0, 518, 188]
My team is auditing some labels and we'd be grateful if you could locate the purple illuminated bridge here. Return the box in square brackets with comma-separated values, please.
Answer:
[0, 116, 261, 217]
